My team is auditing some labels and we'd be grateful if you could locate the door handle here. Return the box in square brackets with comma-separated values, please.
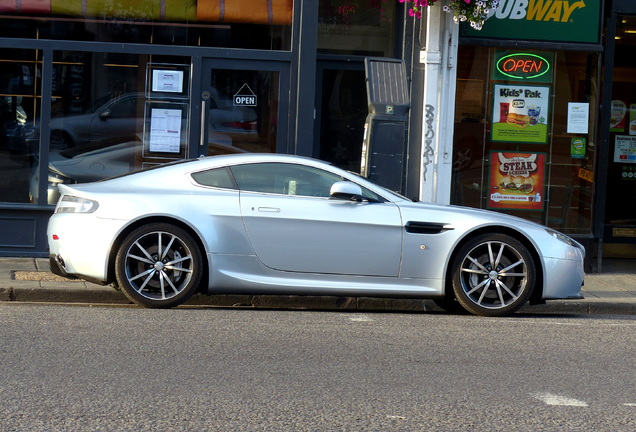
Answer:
[257, 207, 281, 213]
[200, 100, 207, 149]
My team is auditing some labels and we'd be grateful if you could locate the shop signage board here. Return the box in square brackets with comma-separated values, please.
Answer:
[492, 51, 554, 83]
[488, 152, 546, 210]
[234, 83, 257, 107]
[460, 0, 601, 44]
[491, 83, 550, 144]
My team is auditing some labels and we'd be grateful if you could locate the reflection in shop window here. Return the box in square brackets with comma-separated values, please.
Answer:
[208, 69, 280, 154]
[0, 49, 40, 204]
[0, 1, 293, 50]
[35, 52, 191, 205]
[318, 0, 396, 56]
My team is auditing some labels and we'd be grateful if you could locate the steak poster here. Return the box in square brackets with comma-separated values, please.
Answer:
[491, 84, 550, 144]
[488, 152, 546, 211]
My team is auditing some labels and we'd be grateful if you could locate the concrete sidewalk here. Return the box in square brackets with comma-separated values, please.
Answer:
[1, 257, 635, 315]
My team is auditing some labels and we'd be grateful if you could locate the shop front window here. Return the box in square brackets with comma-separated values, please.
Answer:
[318, 0, 396, 57]
[0, 48, 40, 204]
[605, 16, 636, 235]
[34, 52, 189, 204]
[0, 0, 293, 50]
[451, 46, 599, 235]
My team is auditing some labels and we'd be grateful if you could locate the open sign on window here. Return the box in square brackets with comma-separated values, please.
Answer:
[234, 84, 257, 107]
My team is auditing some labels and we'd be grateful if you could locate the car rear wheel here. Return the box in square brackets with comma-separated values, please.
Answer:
[115, 223, 203, 308]
[451, 233, 535, 317]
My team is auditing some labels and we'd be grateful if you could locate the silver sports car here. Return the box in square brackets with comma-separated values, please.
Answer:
[47, 153, 585, 316]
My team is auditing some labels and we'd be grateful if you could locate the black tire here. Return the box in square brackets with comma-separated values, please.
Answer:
[451, 233, 535, 317]
[115, 223, 203, 308]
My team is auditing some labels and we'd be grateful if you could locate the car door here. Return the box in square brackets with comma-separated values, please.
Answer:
[232, 162, 403, 277]
[89, 94, 140, 143]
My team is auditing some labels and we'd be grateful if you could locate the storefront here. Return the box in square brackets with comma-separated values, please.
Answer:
[451, 0, 606, 269]
[0, 0, 410, 256]
[598, 0, 636, 262]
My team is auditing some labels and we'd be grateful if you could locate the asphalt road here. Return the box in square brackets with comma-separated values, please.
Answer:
[1, 304, 635, 432]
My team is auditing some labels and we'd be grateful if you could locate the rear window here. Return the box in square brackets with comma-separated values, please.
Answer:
[191, 167, 236, 189]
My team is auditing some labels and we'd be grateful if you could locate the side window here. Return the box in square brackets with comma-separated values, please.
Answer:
[359, 185, 386, 203]
[230, 163, 343, 197]
[191, 167, 236, 189]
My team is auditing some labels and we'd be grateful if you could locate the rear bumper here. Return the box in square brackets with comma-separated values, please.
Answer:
[49, 254, 78, 279]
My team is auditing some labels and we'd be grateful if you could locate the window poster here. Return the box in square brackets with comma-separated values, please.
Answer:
[152, 70, 184, 93]
[149, 108, 182, 153]
[567, 102, 589, 134]
[570, 137, 586, 159]
[488, 152, 546, 211]
[614, 136, 636, 164]
[610, 100, 627, 132]
[491, 84, 550, 144]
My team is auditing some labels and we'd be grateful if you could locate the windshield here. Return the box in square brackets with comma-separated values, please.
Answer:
[345, 170, 411, 202]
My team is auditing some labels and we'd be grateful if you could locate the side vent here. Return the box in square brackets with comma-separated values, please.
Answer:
[405, 222, 454, 235]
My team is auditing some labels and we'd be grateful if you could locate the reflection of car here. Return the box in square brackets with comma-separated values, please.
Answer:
[49, 92, 257, 150]
[49, 93, 141, 150]
[48, 154, 585, 316]
[2, 118, 38, 153]
[206, 88, 258, 134]
[33, 134, 240, 204]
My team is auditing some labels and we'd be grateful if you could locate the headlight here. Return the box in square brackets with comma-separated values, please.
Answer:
[55, 195, 99, 213]
[545, 228, 575, 247]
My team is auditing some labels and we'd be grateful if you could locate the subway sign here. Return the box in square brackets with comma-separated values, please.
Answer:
[460, 0, 601, 44]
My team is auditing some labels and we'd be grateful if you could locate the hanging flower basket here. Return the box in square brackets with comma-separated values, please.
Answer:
[400, 0, 499, 30]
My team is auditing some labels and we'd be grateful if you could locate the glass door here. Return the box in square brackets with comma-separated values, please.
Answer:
[199, 59, 289, 156]
[604, 15, 636, 245]
[314, 61, 367, 172]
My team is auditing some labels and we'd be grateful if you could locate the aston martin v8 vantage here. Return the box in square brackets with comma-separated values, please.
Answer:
[47, 153, 585, 316]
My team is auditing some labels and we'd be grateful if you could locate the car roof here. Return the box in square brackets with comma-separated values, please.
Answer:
[64, 153, 406, 203]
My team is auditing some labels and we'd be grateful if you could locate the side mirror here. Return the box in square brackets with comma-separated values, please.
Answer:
[99, 110, 111, 120]
[330, 181, 363, 201]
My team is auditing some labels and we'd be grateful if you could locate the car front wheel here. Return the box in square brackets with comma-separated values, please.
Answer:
[115, 223, 203, 308]
[451, 233, 535, 317]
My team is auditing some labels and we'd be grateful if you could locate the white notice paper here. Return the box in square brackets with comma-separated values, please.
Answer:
[149, 108, 181, 153]
[567, 102, 589, 134]
[152, 70, 184, 93]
